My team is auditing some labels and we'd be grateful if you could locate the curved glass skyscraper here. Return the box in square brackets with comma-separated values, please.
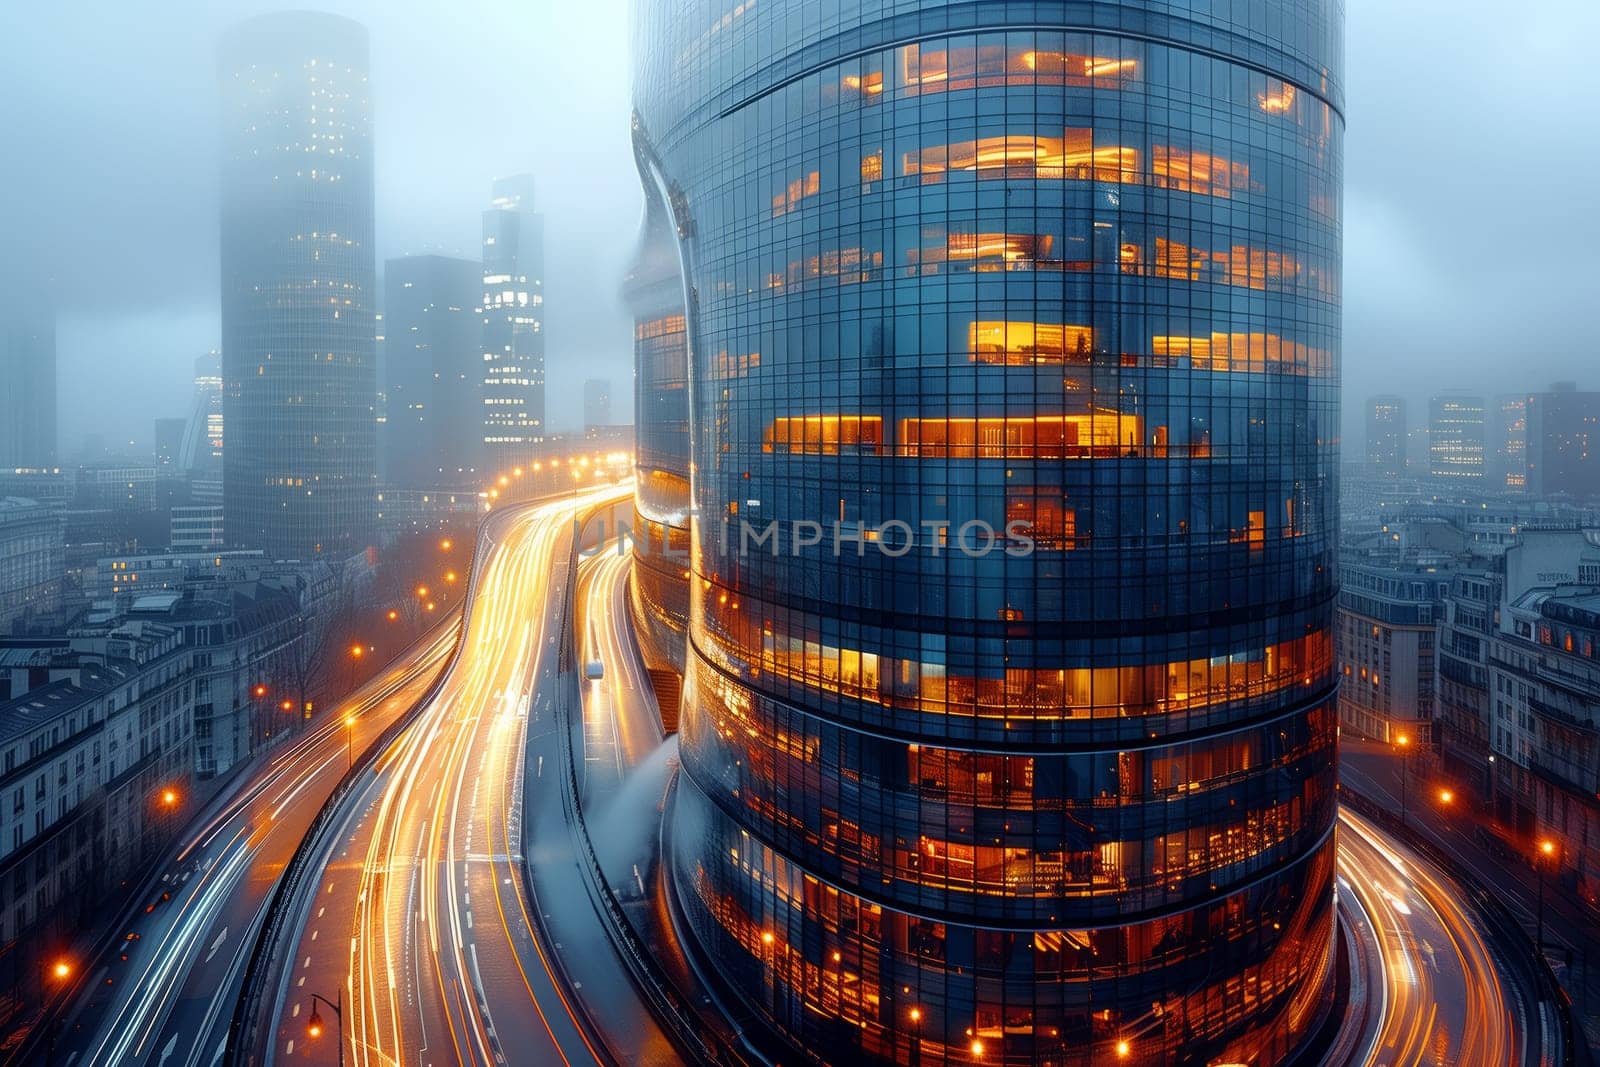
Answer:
[219, 11, 376, 559]
[632, 2, 1343, 1063]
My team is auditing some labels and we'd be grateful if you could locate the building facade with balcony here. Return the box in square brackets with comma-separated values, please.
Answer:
[0, 623, 194, 968]
[1488, 529, 1600, 908]
[1335, 560, 1451, 746]
[0, 497, 65, 631]
[633, 1, 1344, 1063]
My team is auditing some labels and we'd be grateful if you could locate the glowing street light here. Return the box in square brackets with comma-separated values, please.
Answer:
[1116, 1039, 1131, 1058]
[1537, 839, 1558, 951]
[51, 959, 72, 981]
[969, 1038, 985, 1059]
[349, 644, 363, 659]
[161, 789, 178, 807]
[253, 684, 268, 699]
[280, 699, 294, 712]
[1438, 788, 1454, 805]
[1394, 732, 1412, 829]
[305, 990, 344, 1066]
[440, 538, 453, 551]
[416, 585, 429, 598]
[386, 609, 399, 622]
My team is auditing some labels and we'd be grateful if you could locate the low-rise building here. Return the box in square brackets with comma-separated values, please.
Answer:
[1336, 559, 1452, 745]
[0, 622, 194, 953]
[0, 497, 64, 630]
[1487, 529, 1600, 906]
[170, 505, 224, 550]
[1436, 566, 1501, 792]
[91, 548, 266, 600]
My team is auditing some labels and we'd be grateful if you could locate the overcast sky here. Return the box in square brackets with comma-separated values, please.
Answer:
[1, 0, 1598, 454]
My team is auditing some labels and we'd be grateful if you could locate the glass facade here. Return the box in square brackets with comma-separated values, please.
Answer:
[627, 170, 693, 673]
[219, 11, 377, 559]
[632, 1, 1343, 1063]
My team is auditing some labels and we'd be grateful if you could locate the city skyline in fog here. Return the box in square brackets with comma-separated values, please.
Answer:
[1, 0, 1598, 453]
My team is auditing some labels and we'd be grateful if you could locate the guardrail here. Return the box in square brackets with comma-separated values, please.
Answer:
[539, 526, 756, 1067]
[222, 513, 491, 1066]
[1339, 789, 1584, 1067]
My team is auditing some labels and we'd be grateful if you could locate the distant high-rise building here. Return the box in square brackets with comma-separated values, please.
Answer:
[383, 255, 483, 487]
[1366, 395, 1406, 477]
[635, 1, 1344, 1063]
[1429, 394, 1487, 483]
[480, 175, 545, 468]
[218, 12, 377, 559]
[1491, 394, 1527, 491]
[154, 418, 187, 470]
[1526, 382, 1600, 499]
[1, 316, 57, 469]
[178, 351, 225, 478]
[582, 378, 612, 431]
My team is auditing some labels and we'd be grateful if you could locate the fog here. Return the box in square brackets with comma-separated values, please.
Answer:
[1, 0, 1598, 453]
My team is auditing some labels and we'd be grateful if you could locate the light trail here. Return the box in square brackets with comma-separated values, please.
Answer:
[40, 622, 456, 1067]
[274, 489, 632, 1066]
[1337, 807, 1524, 1066]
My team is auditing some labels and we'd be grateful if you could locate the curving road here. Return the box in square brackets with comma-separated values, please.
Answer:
[1336, 806, 1528, 1066]
[263, 489, 673, 1066]
[29, 620, 457, 1067]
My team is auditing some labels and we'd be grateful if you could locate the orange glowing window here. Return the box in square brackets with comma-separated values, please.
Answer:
[1151, 332, 1330, 375]
[713, 350, 762, 378]
[762, 415, 884, 455]
[635, 314, 685, 341]
[842, 71, 884, 96]
[1006, 492, 1077, 549]
[902, 41, 1139, 93]
[897, 411, 1144, 459]
[859, 151, 883, 183]
[902, 131, 1138, 183]
[1258, 80, 1297, 114]
[772, 169, 822, 216]
[1152, 144, 1251, 198]
[969, 321, 1093, 364]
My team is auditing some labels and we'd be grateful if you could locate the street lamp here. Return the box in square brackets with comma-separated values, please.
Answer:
[305, 990, 344, 1067]
[1394, 732, 1411, 829]
[1116, 1039, 1132, 1059]
[1537, 839, 1556, 952]
[1438, 788, 1454, 806]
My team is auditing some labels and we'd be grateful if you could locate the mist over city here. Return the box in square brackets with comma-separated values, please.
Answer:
[2, 2, 1600, 1066]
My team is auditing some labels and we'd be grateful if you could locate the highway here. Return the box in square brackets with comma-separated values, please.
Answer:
[262, 490, 674, 1066]
[30, 619, 458, 1067]
[1336, 806, 1528, 1066]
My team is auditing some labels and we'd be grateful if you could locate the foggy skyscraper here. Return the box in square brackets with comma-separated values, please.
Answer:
[1, 314, 56, 470]
[1366, 394, 1406, 478]
[1526, 382, 1600, 499]
[1429, 393, 1487, 484]
[178, 351, 224, 478]
[480, 175, 546, 467]
[383, 254, 483, 487]
[218, 11, 377, 559]
[582, 377, 612, 430]
[635, 1, 1344, 1063]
